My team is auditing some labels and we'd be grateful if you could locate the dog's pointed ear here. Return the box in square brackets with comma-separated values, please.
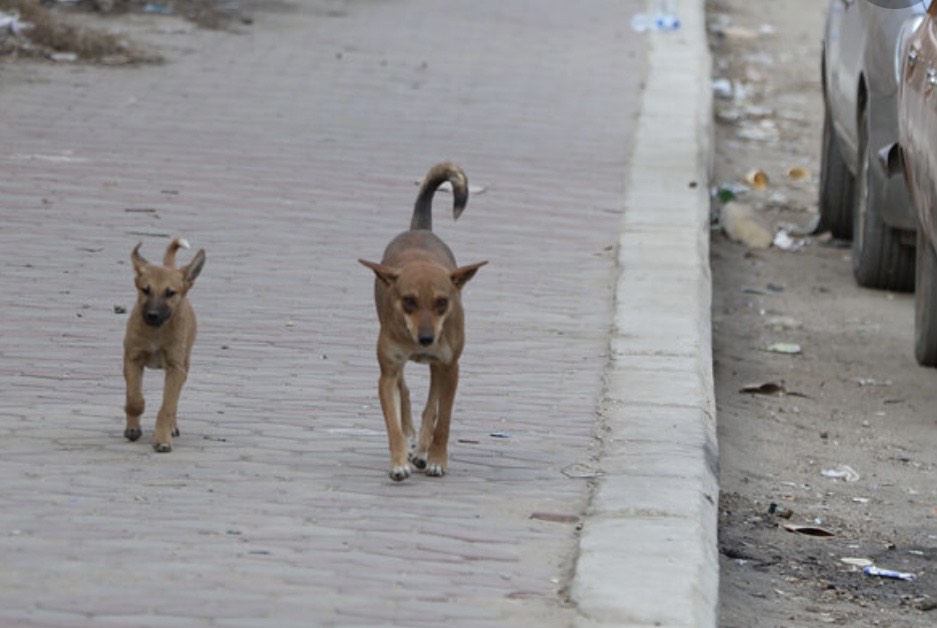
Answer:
[131, 242, 149, 277]
[359, 259, 400, 286]
[450, 261, 487, 289]
[182, 249, 206, 288]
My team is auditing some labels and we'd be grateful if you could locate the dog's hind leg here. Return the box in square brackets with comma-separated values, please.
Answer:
[123, 357, 145, 442]
[153, 363, 187, 452]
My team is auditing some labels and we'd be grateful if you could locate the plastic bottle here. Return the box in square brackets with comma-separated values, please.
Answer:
[630, 0, 681, 33]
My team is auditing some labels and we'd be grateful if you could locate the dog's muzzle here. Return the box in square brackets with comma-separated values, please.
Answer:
[418, 332, 434, 347]
[143, 306, 170, 328]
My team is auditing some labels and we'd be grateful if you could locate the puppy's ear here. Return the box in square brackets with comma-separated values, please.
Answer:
[131, 242, 149, 277]
[450, 261, 487, 289]
[359, 259, 399, 286]
[182, 249, 206, 288]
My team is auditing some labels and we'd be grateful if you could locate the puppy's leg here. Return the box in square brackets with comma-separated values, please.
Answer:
[411, 371, 440, 471]
[153, 363, 187, 452]
[123, 356, 145, 442]
[399, 373, 414, 443]
[425, 361, 459, 477]
[378, 366, 411, 481]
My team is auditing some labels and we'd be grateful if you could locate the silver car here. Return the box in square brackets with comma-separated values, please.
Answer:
[820, 0, 925, 291]
[895, 3, 937, 366]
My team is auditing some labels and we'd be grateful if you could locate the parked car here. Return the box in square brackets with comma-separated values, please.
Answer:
[819, 0, 924, 292]
[895, 2, 937, 366]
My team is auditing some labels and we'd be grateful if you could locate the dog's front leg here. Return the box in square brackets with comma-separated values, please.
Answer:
[123, 355, 145, 442]
[153, 363, 187, 452]
[378, 368, 411, 481]
[425, 361, 459, 477]
[411, 372, 441, 471]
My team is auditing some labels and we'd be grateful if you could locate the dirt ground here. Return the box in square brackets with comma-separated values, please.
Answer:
[708, 0, 937, 626]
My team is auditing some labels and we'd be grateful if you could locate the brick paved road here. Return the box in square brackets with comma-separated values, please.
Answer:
[0, 1, 645, 625]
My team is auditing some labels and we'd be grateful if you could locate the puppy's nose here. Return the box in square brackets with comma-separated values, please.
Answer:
[418, 333, 434, 346]
[144, 310, 164, 326]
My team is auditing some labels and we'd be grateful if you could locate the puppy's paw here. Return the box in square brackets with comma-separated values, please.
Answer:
[153, 442, 172, 453]
[124, 427, 142, 442]
[408, 450, 428, 470]
[388, 464, 411, 482]
[425, 463, 446, 477]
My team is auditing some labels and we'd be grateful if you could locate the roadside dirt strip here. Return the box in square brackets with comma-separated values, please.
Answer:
[708, 1, 937, 626]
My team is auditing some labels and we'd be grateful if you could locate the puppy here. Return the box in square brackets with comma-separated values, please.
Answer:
[360, 163, 487, 481]
[123, 238, 206, 452]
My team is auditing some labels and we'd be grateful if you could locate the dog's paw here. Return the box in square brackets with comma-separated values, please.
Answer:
[124, 427, 142, 442]
[425, 463, 446, 478]
[408, 450, 428, 470]
[388, 464, 411, 482]
[153, 442, 172, 453]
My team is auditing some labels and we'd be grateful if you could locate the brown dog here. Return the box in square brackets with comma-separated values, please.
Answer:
[360, 163, 487, 481]
[123, 238, 206, 452]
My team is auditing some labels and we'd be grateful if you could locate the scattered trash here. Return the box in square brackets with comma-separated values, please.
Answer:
[764, 315, 802, 330]
[821, 465, 860, 482]
[787, 166, 810, 182]
[914, 599, 937, 612]
[739, 382, 786, 395]
[712, 77, 734, 99]
[530, 512, 580, 524]
[863, 565, 917, 582]
[143, 3, 174, 14]
[489, 432, 511, 439]
[735, 120, 780, 142]
[856, 378, 893, 387]
[743, 169, 769, 190]
[764, 342, 802, 355]
[113, 305, 126, 314]
[457, 438, 479, 444]
[713, 181, 751, 202]
[852, 497, 870, 504]
[49, 51, 78, 63]
[773, 229, 808, 252]
[841, 557, 874, 568]
[0, 10, 32, 39]
[767, 502, 793, 519]
[720, 201, 773, 248]
[783, 523, 835, 537]
[631, 1, 680, 32]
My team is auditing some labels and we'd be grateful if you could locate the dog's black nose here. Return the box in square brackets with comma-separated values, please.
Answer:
[144, 310, 165, 327]
[418, 333, 434, 346]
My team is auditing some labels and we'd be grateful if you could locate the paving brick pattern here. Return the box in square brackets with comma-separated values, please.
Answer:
[0, 1, 645, 625]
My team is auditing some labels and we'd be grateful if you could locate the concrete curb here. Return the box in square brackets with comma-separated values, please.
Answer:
[571, 1, 718, 626]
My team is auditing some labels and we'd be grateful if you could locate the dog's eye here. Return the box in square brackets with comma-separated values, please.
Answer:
[164, 288, 176, 298]
[141, 286, 151, 295]
[434, 297, 449, 314]
[401, 296, 418, 313]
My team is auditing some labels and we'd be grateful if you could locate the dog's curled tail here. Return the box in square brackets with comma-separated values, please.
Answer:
[163, 237, 191, 268]
[411, 162, 468, 231]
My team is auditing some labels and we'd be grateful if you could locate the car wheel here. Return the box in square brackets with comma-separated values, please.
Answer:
[852, 106, 915, 291]
[915, 229, 937, 367]
[819, 103, 854, 239]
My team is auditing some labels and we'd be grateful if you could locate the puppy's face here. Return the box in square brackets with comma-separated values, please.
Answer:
[360, 259, 487, 347]
[131, 244, 205, 328]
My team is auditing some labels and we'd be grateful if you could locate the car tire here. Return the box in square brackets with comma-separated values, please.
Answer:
[915, 229, 937, 367]
[852, 106, 915, 291]
[819, 103, 855, 239]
